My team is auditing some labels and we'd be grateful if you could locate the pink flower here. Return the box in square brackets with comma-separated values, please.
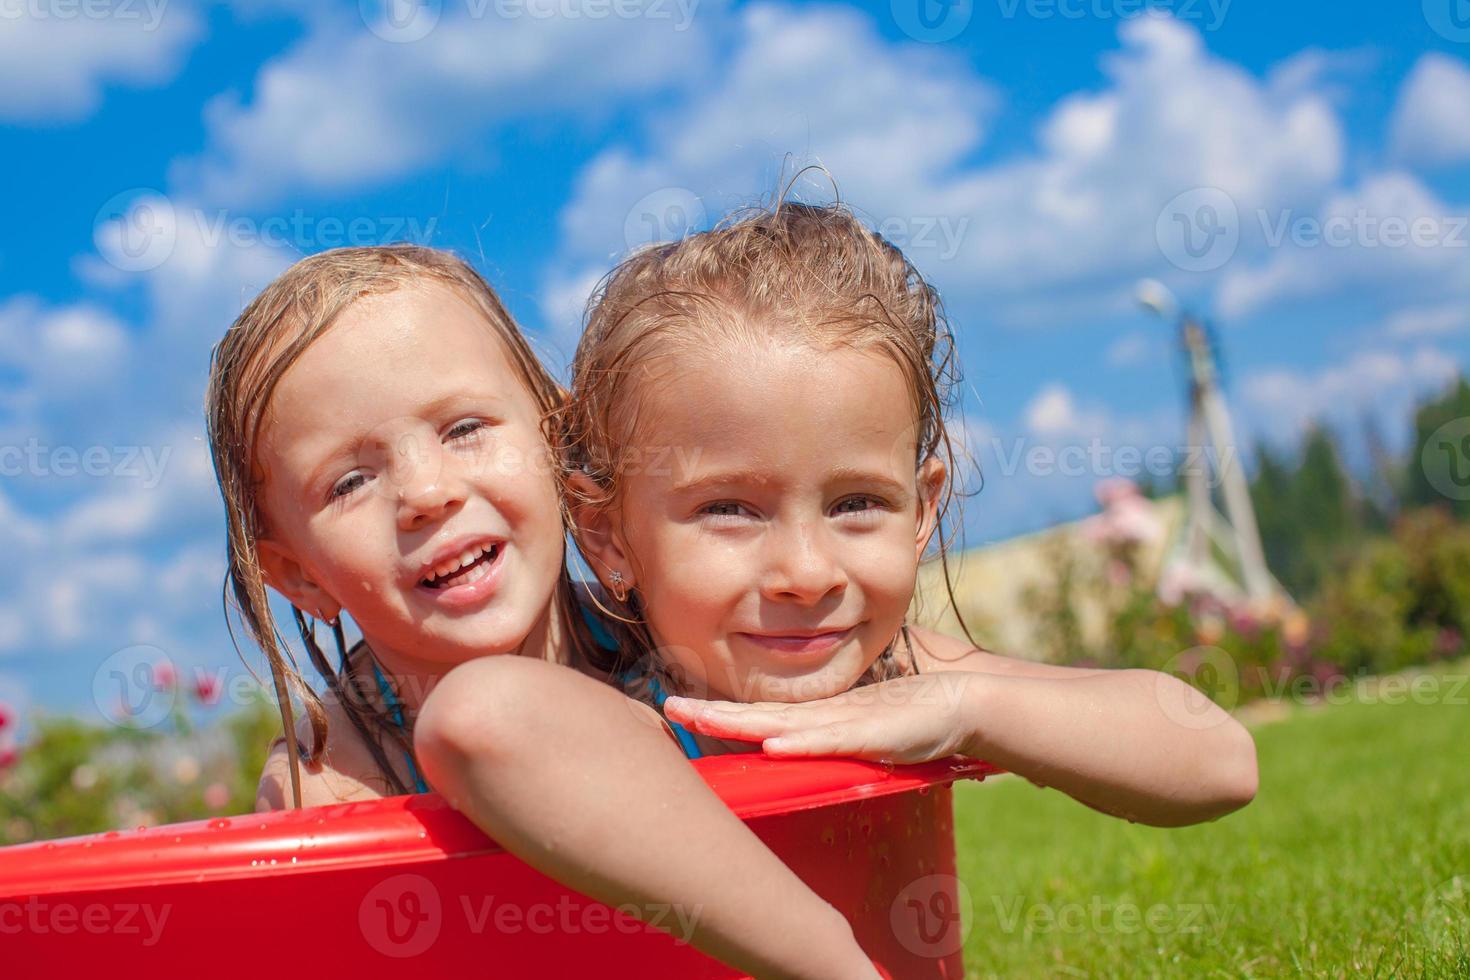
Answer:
[1158, 562, 1197, 607]
[1310, 660, 1344, 688]
[152, 661, 177, 693]
[0, 742, 17, 770]
[203, 782, 230, 810]
[192, 673, 222, 706]
[1228, 604, 1260, 639]
[1436, 629, 1463, 658]
[1084, 486, 1164, 549]
[0, 702, 11, 734]
[1095, 477, 1141, 507]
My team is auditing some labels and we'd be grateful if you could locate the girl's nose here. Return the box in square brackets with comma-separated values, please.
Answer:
[760, 521, 848, 605]
[387, 433, 464, 531]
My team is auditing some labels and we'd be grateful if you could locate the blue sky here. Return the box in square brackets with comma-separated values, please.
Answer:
[1, 0, 1468, 716]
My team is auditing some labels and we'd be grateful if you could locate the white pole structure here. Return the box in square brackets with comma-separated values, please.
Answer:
[1136, 280, 1276, 603]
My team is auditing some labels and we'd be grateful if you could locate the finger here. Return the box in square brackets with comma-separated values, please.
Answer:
[680, 701, 860, 742]
[763, 721, 885, 760]
[664, 695, 813, 717]
[662, 696, 743, 722]
[664, 696, 805, 728]
[676, 706, 810, 741]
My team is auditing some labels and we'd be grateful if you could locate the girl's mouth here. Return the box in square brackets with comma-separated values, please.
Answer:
[414, 540, 506, 609]
[734, 627, 855, 656]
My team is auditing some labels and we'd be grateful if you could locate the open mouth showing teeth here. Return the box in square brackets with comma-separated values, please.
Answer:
[420, 542, 500, 590]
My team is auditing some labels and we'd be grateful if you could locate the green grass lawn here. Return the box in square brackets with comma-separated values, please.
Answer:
[953, 668, 1470, 978]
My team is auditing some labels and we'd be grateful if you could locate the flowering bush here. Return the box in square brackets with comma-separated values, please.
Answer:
[0, 682, 279, 847]
[1020, 481, 1465, 708]
[1311, 507, 1470, 676]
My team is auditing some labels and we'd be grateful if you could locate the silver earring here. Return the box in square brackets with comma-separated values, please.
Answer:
[609, 570, 627, 602]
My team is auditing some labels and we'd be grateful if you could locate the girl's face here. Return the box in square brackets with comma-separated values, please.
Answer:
[255, 282, 565, 668]
[592, 336, 943, 703]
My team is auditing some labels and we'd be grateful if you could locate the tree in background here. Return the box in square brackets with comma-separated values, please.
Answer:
[1250, 426, 1365, 598]
[1404, 376, 1470, 520]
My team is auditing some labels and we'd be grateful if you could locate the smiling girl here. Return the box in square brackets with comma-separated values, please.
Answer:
[433, 202, 1257, 828]
[207, 245, 884, 979]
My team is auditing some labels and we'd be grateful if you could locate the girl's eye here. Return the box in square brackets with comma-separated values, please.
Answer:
[833, 495, 882, 516]
[700, 501, 751, 519]
[330, 472, 369, 500]
[446, 418, 485, 441]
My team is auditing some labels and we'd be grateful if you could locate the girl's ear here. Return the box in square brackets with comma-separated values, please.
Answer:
[566, 471, 636, 594]
[257, 538, 342, 622]
[914, 456, 947, 561]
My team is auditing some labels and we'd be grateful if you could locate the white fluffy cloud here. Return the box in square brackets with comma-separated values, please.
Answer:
[1241, 346, 1461, 443]
[0, 0, 203, 122]
[544, 9, 1344, 329]
[175, 0, 717, 206]
[1216, 172, 1470, 319]
[1390, 53, 1470, 169]
[0, 189, 289, 662]
[1385, 303, 1470, 339]
[0, 299, 130, 389]
[1025, 383, 1107, 438]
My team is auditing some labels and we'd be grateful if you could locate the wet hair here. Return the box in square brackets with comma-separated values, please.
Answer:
[560, 201, 976, 687]
[206, 244, 591, 806]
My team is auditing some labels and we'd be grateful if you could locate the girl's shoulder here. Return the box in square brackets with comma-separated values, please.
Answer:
[255, 691, 399, 811]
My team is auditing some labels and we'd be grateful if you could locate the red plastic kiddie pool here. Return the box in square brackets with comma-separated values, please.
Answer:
[0, 755, 996, 977]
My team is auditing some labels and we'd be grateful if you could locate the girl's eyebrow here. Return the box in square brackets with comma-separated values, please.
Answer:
[671, 468, 778, 496]
[671, 466, 909, 498]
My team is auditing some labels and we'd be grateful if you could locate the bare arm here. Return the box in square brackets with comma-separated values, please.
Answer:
[915, 628, 1258, 825]
[665, 627, 1257, 828]
[413, 655, 881, 980]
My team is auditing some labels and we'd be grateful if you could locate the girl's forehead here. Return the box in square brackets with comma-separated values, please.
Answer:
[628, 341, 919, 462]
[259, 289, 533, 458]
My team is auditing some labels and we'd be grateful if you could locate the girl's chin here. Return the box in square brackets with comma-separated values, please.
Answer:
[735, 663, 869, 703]
[396, 617, 535, 663]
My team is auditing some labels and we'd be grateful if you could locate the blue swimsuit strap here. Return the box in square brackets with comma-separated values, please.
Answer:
[370, 658, 430, 795]
[618, 665, 704, 761]
[581, 604, 704, 761]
